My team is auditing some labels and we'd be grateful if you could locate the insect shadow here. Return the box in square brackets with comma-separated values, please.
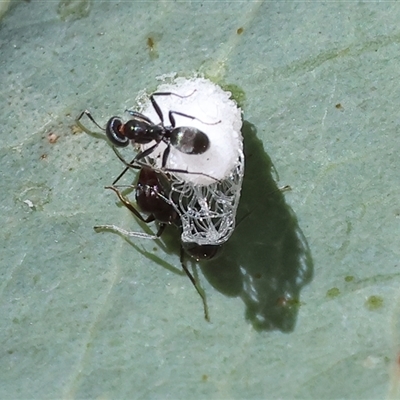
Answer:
[118, 121, 314, 331]
[200, 121, 314, 332]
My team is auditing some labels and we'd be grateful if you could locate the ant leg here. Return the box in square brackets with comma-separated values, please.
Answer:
[112, 140, 159, 168]
[169, 110, 221, 128]
[149, 90, 197, 125]
[133, 142, 160, 162]
[112, 164, 132, 186]
[112, 156, 138, 186]
[161, 145, 171, 168]
[111, 147, 188, 185]
[94, 225, 161, 240]
[180, 247, 210, 322]
[151, 90, 196, 99]
[95, 186, 165, 240]
[111, 147, 181, 187]
[159, 166, 221, 183]
[112, 147, 142, 170]
[106, 186, 170, 234]
[105, 186, 154, 224]
[115, 142, 163, 172]
[155, 223, 166, 237]
[112, 142, 219, 183]
[111, 147, 144, 185]
[150, 94, 165, 125]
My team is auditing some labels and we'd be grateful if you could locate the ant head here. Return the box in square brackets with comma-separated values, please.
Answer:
[183, 243, 222, 261]
[171, 127, 210, 155]
[106, 117, 155, 147]
[106, 117, 130, 147]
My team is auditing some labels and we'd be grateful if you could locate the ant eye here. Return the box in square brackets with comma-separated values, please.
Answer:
[106, 117, 129, 147]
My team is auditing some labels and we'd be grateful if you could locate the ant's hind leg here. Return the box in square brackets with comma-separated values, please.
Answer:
[180, 247, 210, 322]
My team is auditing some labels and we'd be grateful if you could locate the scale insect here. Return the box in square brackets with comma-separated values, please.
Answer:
[77, 77, 244, 321]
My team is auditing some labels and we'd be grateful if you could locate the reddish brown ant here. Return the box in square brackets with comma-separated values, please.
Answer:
[96, 164, 221, 321]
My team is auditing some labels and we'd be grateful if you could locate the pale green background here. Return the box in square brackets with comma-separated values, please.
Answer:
[1, 1, 399, 399]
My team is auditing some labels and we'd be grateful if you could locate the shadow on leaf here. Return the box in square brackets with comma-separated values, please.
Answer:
[95, 120, 313, 332]
[200, 121, 313, 332]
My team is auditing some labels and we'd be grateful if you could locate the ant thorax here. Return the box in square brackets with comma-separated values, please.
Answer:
[137, 78, 244, 246]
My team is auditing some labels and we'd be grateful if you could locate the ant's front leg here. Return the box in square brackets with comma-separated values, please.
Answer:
[76, 110, 105, 132]
[75, 110, 108, 142]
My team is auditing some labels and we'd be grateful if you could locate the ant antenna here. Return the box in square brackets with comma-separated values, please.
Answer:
[76, 110, 105, 132]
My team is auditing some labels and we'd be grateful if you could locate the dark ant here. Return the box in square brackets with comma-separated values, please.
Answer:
[77, 91, 220, 173]
[96, 165, 221, 321]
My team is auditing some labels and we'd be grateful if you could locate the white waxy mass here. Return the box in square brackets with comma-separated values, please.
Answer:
[139, 77, 243, 186]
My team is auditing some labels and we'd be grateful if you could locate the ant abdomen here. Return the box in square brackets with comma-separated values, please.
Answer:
[170, 127, 210, 155]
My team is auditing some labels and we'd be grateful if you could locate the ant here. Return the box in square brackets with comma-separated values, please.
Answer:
[97, 165, 221, 321]
[76, 90, 220, 178]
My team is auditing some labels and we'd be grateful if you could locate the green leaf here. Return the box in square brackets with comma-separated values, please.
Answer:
[0, 1, 398, 398]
